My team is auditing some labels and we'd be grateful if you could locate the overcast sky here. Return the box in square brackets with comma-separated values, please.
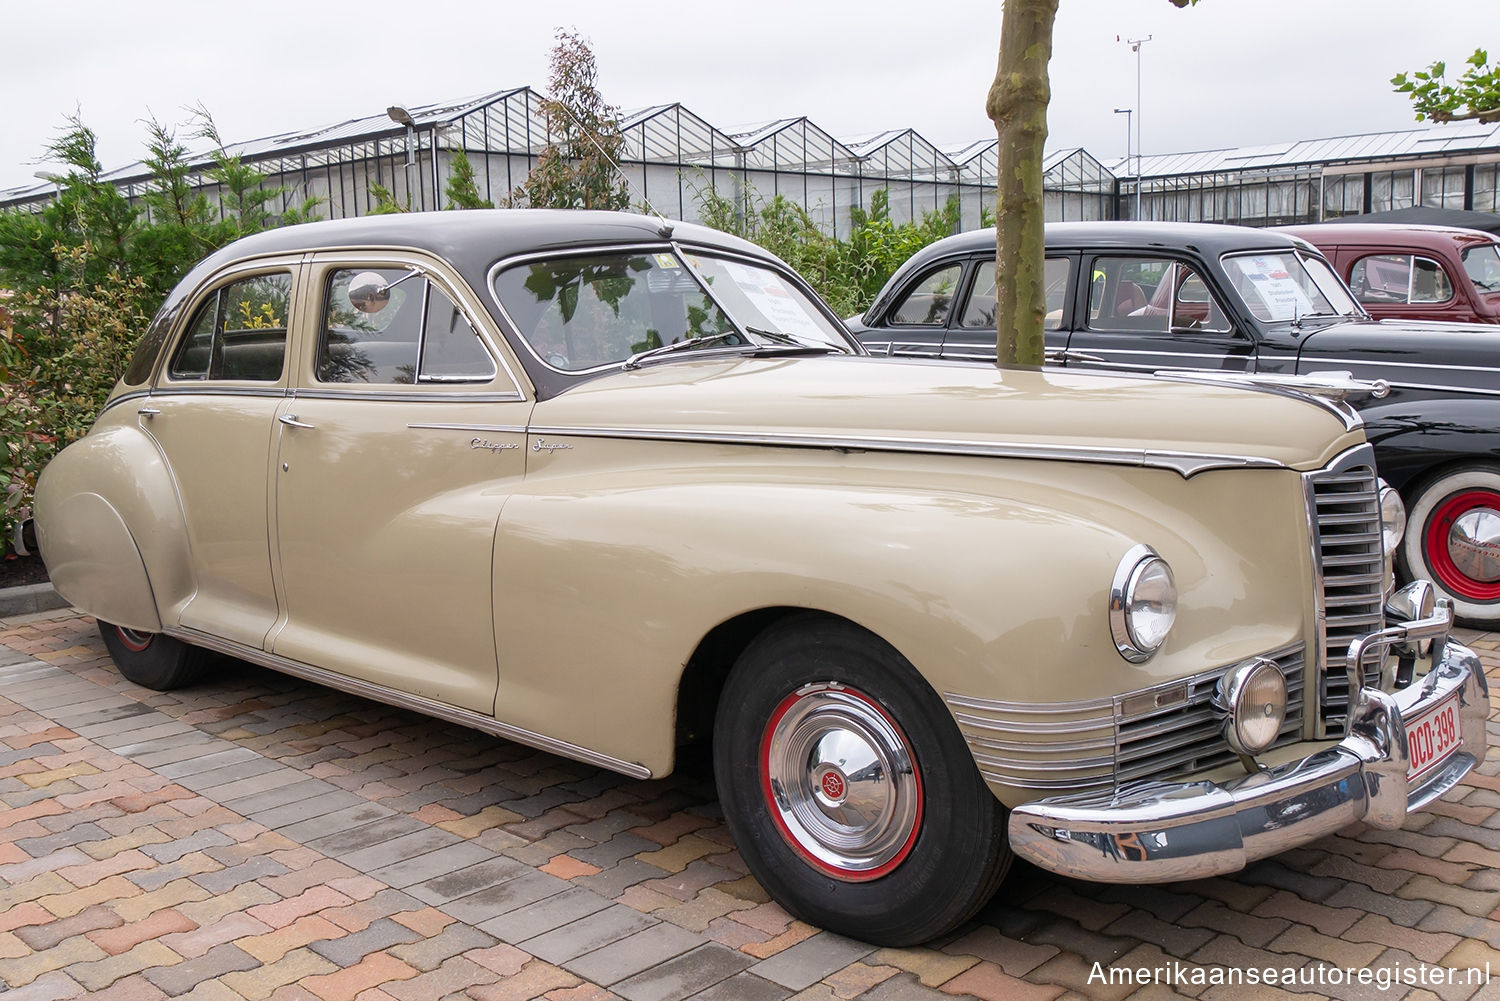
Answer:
[1, 0, 1493, 192]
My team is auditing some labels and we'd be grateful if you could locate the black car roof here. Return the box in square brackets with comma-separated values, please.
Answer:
[911, 221, 1305, 260]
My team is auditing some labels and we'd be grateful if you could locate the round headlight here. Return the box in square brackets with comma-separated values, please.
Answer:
[1378, 479, 1406, 555]
[1110, 546, 1177, 662]
[1216, 659, 1288, 756]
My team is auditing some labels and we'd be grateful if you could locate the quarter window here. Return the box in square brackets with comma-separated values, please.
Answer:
[168, 273, 292, 382]
[319, 268, 496, 384]
[1349, 254, 1454, 305]
[890, 265, 961, 325]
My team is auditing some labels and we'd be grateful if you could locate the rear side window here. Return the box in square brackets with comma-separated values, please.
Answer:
[318, 268, 496, 384]
[168, 273, 292, 382]
[963, 258, 1070, 329]
[1349, 254, 1454, 305]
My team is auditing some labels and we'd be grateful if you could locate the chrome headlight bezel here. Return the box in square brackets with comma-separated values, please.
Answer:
[1378, 479, 1406, 556]
[1109, 545, 1177, 663]
[1216, 657, 1289, 756]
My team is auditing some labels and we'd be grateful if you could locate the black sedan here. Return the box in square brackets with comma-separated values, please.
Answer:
[850, 222, 1500, 627]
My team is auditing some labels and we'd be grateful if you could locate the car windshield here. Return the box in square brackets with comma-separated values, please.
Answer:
[493, 250, 847, 373]
[1222, 252, 1361, 323]
[1462, 243, 1500, 294]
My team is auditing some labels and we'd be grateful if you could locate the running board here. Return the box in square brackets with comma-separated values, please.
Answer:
[167, 626, 653, 780]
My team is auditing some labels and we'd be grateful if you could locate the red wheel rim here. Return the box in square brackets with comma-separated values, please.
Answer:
[115, 626, 154, 653]
[1423, 489, 1500, 602]
[759, 683, 924, 882]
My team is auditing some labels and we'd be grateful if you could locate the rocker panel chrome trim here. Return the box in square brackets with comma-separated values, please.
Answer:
[166, 626, 653, 780]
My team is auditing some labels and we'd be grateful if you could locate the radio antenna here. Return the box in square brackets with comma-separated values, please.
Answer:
[551, 98, 674, 239]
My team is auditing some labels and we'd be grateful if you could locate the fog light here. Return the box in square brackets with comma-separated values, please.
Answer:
[1215, 658, 1288, 756]
[1378, 480, 1406, 555]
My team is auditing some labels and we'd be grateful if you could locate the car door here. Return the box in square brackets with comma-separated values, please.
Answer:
[1060, 254, 1256, 374]
[139, 260, 300, 648]
[269, 255, 531, 714]
[939, 254, 1076, 363]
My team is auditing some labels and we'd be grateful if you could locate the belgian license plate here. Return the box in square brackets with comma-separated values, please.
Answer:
[1406, 694, 1461, 783]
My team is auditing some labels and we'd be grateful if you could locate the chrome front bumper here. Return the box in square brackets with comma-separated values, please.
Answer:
[1008, 619, 1489, 883]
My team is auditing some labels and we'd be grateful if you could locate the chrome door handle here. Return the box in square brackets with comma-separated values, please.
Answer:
[278, 414, 316, 429]
[138, 407, 161, 418]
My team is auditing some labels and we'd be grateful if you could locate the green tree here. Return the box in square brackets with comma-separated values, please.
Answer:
[516, 29, 630, 210]
[1392, 48, 1500, 123]
[987, 0, 1196, 368]
[445, 149, 495, 209]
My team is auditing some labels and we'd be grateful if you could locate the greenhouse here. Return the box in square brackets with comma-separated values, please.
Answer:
[2, 85, 1497, 235]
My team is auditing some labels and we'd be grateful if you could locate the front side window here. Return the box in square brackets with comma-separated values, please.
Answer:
[1348, 254, 1454, 305]
[890, 265, 962, 325]
[1222, 252, 1357, 323]
[319, 268, 495, 384]
[1461, 244, 1500, 295]
[962, 258, 1070, 329]
[168, 273, 291, 382]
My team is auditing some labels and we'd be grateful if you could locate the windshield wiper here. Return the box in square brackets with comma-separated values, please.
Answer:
[622, 332, 745, 370]
[743, 325, 843, 355]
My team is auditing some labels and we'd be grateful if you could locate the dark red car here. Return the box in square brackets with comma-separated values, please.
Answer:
[1278, 223, 1500, 325]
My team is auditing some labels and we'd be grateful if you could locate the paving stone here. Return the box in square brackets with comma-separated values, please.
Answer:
[306, 814, 429, 858]
[748, 932, 875, 991]
[406, 857, 527, 906]
[191, 855, 290, 894]
[141, 942, 260, 995]
[439, 869, 569, 925]
[479, 885, 616, 944]
[14, 904, 124, 951]
[272, 801, 395, 841]
[15, 823, 111, 858]
[220, 947, 337, 1001]
[141, 830, 237, 865]
[610, 942, 753, 1001]
[338, 828, 464, 874]
[223, 778, 340, 816]
[387, 922, 497, 972]
[575, 859, 671, 897]
[686, 971, 792, 1001]
[309, 916, 423, 967]
[65, 940, 181, 993]
[573, 834, 660, 870]
[522, 904, 660, 965]
[368, 841, 496, 889]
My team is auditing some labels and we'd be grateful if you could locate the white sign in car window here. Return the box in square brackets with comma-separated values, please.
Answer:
[719, 261, 828, 341]
[1236, 256, 1316, 321]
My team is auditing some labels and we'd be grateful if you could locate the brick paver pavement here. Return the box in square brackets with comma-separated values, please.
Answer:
[1, 608, 1497, 1001]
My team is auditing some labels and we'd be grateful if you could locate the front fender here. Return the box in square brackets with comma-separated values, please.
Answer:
[1359, 394, 1500, 493]
[34, 421, 193, 630]
[492, 452, 1312, 778]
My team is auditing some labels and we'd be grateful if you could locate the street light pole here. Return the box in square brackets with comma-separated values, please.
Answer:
[1113, 108, 1132, 219]
[1126, 35, 1151, 219]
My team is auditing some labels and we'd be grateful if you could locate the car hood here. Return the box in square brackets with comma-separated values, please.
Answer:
[1296, 319, 1500, 392]
[531, 355, 1361, 474]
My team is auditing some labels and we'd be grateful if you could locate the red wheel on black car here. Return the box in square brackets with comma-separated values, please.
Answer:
[1401, 465, 1500, 628]
[714, 613, 1011, 946]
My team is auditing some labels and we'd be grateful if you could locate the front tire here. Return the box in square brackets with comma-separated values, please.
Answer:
[1400, 465, 1500, 628]
[714, 614, 1011, 946]
[98, 621, 206, 691]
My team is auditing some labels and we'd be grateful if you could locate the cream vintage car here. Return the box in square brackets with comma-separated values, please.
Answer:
[31, 211, 1488, 946]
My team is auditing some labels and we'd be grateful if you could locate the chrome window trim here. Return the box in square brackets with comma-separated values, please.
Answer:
[524, 424, 1283, 479]
[167, 626, 651, 780]
[162, 266, 299, 387]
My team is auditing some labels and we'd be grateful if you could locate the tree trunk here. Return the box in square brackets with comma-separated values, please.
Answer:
[986, 0, 1058, 369]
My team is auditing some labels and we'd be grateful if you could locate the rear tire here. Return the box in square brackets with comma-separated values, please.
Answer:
[98, 621, 206, 691]
[714, 613, 1011, 946]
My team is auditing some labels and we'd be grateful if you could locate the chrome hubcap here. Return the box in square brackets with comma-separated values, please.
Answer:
[1449, 508, 1500, 583]
[762, 683, 921, 881]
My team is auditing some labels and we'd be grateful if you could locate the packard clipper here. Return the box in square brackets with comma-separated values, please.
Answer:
[30, 211, 1488, 945]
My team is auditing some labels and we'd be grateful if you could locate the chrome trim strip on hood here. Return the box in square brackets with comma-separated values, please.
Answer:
[525, 424, 1284, 479]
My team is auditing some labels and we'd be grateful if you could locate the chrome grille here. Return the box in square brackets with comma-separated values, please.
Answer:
[1305, 446, 1386, 735]
[945, 645, 1305, 791]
